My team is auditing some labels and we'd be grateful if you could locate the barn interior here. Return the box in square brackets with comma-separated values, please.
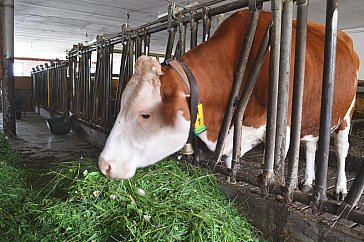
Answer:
[1, 0, 364, 241]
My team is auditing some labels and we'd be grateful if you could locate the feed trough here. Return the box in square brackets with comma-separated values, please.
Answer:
[46, 112, 73, 135]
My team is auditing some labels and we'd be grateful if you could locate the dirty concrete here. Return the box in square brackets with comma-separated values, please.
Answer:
[0, 112, 100, 168]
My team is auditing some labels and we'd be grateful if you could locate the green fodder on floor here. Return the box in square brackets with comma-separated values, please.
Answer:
[0, 131, 262, 242]
[0, 133, 41, 241]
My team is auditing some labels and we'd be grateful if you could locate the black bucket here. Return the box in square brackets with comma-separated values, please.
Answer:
[46, 112, 73, 135]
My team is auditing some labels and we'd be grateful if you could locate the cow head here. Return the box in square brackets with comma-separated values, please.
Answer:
[99, 56, 191, 179]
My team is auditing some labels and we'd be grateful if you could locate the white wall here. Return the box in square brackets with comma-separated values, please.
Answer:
[346, 30, 364, 80]
[14, 60, 51, 77]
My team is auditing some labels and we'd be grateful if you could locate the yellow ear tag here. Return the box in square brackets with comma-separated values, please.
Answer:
[194, 103, 206, 135]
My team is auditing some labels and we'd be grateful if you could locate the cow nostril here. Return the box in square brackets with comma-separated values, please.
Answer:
[99, 159, 111, 174]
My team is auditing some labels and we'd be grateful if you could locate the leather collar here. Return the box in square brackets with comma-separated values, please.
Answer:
[164, 58, 199, 145]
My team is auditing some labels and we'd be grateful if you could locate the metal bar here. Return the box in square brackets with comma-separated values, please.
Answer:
[128, 38, 134, 77]
[87, 50, 92, 120]
[92, 48, 101, 121]
[231, 23, 271, 183]
[190, 13, 198, 49]
[202, 7, 211, 42]
[71, 59, 76, 114]
[337, 162, 364, 219]
[313, 0, 339, 203]
[101, 45, 106, 125]
[81, 52, 86, 117]
[144, 34, 151, 56]
[261, 0, 282, 193]
[274, 0, 293, 178]
[178, 22, 187, 57]
[285, 0, 309, 200]
[2, 0, 16, 136]
[108, 45, 114, 128]
[135, 35, 142, 59]
[214, 9, 261, 164]
[165, 28, 176, 60]
[115, 42, 128, 115]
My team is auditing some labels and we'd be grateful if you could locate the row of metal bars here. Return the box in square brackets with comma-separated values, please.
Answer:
[31, 62, 68, 113]
[67, 42, 115, 131]
[30, 0, 364, 225]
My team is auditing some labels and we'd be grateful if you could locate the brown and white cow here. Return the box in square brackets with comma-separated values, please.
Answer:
[99, 10, 359, 198]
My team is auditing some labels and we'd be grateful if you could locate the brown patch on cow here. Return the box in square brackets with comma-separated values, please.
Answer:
[334, 96, 355, 133]
[335, 119, 348, 134]
[159, 65, 190, 127]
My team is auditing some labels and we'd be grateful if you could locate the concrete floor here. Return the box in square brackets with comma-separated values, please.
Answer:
[0, 112, 100, 168]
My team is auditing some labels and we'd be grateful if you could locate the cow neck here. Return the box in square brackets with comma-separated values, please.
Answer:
[164, 58, 199, 146]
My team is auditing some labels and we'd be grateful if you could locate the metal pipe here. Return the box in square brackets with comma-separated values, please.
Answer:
[115, 42, 128, 115]
[214, 10, 260, 163]
[261, 0, 282, 193]
[231, 23, 271, 183]
[2, 0, 16, 136]
[144, 34, 151, 56]
[135, 35, 142, 59]
[337, 162, 364, 219]
[108, 45, 114, 127]
[190, 13, 198, 49]
[92, 48, 102, 121]
[128, 38, 134, 77]
[178, 22, 187, 58]
[165, 28, 176, 60]
[87, 50, 92, 120]
[285, 0, 309, 200]
[274, 0, 293, 178]
[313, 0, 339, 202]
[202, 7, 211, 42]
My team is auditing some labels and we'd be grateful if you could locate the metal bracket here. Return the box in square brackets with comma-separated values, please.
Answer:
[190, 11, 197, 32]
[167, 3, 180, 32]
[249, 0, 263, 11]
[311, 191, 324, 214]
[296, 0, 309, 6]
[271, 0, 281, 11]
[283, 181, 295, 203]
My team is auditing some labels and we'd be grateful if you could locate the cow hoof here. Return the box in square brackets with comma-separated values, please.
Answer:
[299, 184, 313, 193]
[335, 191, 347, 201]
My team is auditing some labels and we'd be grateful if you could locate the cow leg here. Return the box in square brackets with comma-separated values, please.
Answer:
[333, 122, 350, 201]
[223, 155, 232, 169]
[301, 136, 318, 192]
[219, 125, 265, 168]
[284, 127, 291, 159]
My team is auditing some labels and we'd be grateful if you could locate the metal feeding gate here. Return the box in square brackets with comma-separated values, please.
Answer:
[31, 0, 364, 235]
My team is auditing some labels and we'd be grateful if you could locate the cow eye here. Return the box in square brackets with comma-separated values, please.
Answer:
[141, 113, 151, 119]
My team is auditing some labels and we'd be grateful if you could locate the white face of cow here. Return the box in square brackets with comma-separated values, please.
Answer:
[99, 56, 190, 179]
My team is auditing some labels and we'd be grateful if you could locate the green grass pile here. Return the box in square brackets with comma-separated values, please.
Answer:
[0, 133, 41, 240]
[0, 131, 261, 241]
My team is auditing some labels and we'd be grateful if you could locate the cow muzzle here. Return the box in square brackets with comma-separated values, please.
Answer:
[98, 157, 136, 179]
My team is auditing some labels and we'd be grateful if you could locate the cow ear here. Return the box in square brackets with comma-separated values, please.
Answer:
[134, 55, 163, 77]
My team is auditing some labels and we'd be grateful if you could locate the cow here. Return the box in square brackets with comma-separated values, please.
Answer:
[98, 10, 359, 199]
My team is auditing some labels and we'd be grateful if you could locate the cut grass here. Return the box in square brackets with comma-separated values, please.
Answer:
[0, 131, 262, 241]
